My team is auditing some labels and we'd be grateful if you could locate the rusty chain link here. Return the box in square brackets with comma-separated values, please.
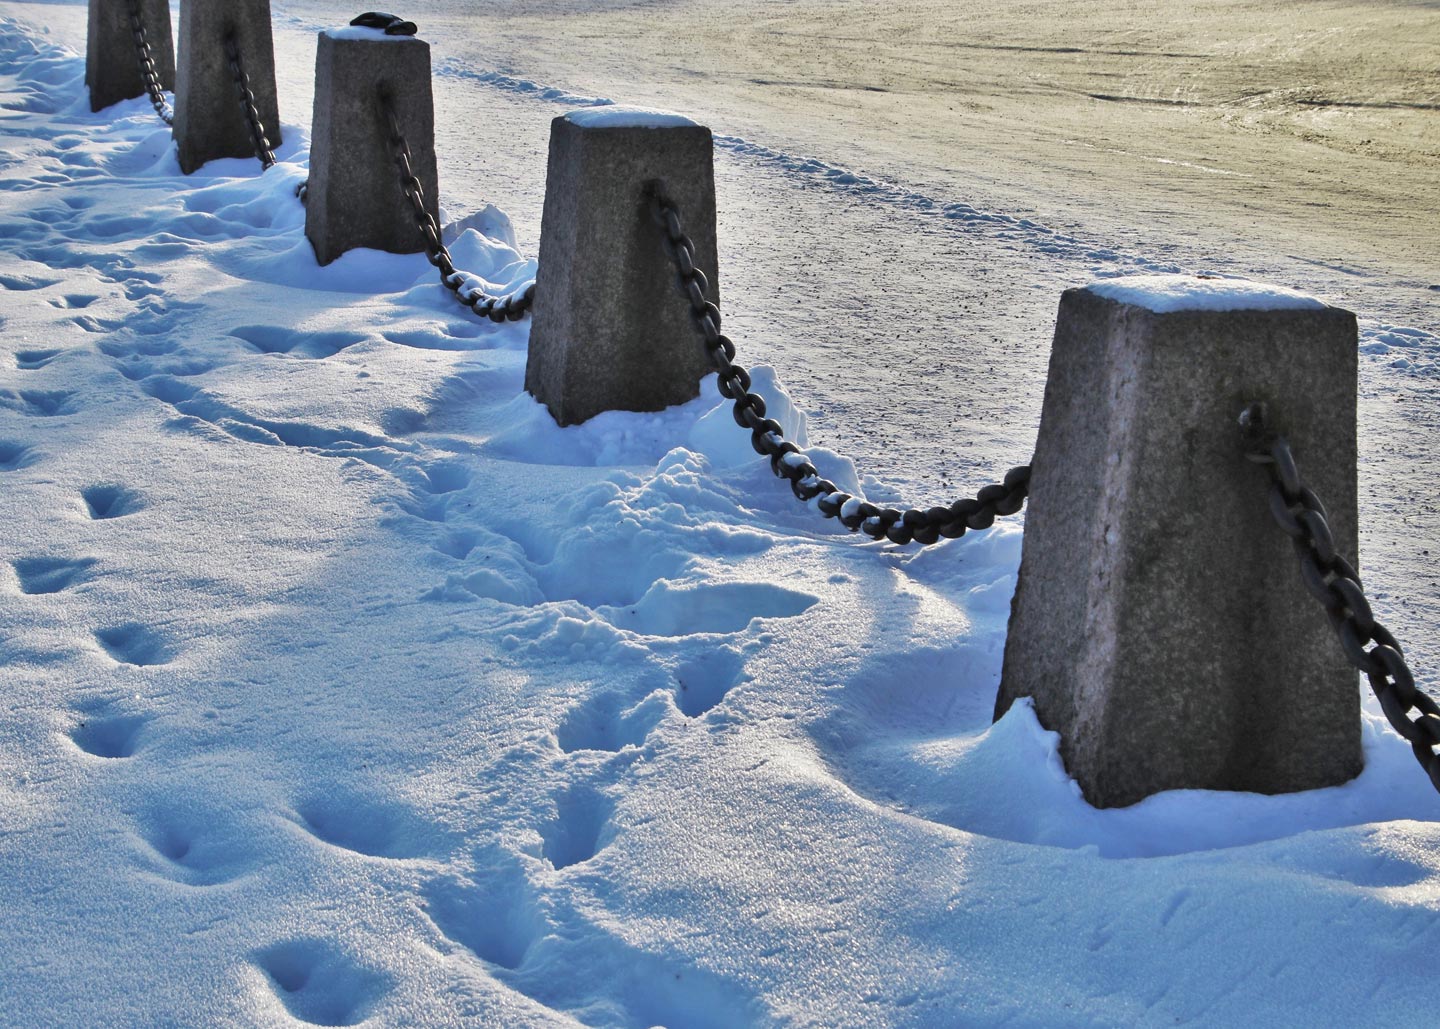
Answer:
[222, 31, 276, 170]
[1242, 403, 1440, 793]
[379, 91, 534, 322]
[124, 0, 173, 125]
[646, 181, 1030, 546]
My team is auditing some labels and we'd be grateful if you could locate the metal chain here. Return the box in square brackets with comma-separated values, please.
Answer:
[222, 31, 276, 170]
[646, 181, 1030, 546]
[1241, 402, 1440, 793]
[124, 0, 173, 125]
[378, 92, 534, 323]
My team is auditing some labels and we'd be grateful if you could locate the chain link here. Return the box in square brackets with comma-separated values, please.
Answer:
[222, 31, 276, 170]
[124, 0, 173, 125]
[646, 181, 1030, 546]
[378, 92, 535, 323]
[1241, 402, 1440, 794]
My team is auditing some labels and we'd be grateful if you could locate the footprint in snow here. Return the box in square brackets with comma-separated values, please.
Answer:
[81, 483, 143, 519]
[98, 337, 178, 360]
[14, 348, 62, 369]
[133, 806, 254, 886]
[539, 785, 615, 870]
[256, 940, 391, 1027]
[0, 440, 39, 471]
[597, 581, 817, 637]
[94, 623, 174, 666]
[1, 388, 77, 417]
[289, 790, 433, 860]
[46, 293, 98, 310]
[557, 690, 667, 753]
[70, 712, 148, 759]
[229, 324, 369, 359]
[0, 271, 60, 291]
[672, 647, 752, 718]
[422, 870, 544, 970]
[12, 556, 96, 594]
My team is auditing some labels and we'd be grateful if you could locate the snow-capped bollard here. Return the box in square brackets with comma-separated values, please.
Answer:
[304, 25, 438, 267]
[173, 0, 280, 173]
[87, 0, 174, 113]
[995, 275, 1363, 808]
[526, 108, 718, 426]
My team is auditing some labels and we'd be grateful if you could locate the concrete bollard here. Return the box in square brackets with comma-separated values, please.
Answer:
[526, 108, 718, 426]
[87, 0, 175, 113]
[173, 0, 281, 174]
[995, 275, 1362, 808]
[304, 26, 438, 267]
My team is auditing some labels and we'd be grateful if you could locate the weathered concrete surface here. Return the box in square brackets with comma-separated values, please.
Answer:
[173, 0, 280, 174]
[87, 0, 174, 112]
[305, 30, 438, 267]
[995, 285, 1362, 808]
[526, 115, 718, 426]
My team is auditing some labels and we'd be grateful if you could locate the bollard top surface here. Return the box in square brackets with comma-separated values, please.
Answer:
[323, 25, 425, 43]
[562, 105, 701, 130]
[1082, 274, 1330, 314]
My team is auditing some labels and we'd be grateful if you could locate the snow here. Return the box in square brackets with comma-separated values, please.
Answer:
[322, 26, 421, 44]
[1, 4, 1439, 1028]
[563, 105, 699, 130]
[1085, 274, 1328, 313]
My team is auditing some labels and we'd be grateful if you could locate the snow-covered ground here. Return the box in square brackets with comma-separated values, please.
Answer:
[2, 2, 1439, 1025]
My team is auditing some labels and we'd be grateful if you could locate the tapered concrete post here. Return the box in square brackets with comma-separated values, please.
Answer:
[526, 109, 718, 426]
[87, 0, 174, 113]
[305, 27, 438, 267]
[996, 275, 1363, 808]
[173, 0, 280, 173]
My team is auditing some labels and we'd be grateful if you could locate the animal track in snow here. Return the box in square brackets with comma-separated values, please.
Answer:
[230, 324, 369, 359]
[15, 348, 60, 369]
[0, 440, 38, 470]
[70, 713, 147, 758]
[94, 623, 173, 666]
[81, 483, 142, 519]
[598, 581, 818, 637]
[291, 792, 430, 859]
[13, 556, 96, 594]
[540, 785, 614, 870]
[256, 940, 390, 1027]
[422, 872, 544, 970]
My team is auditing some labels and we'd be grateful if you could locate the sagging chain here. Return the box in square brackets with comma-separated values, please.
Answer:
[222, 31, 277, 170]
[124, 0, 173, 125]
[379, 92, 535, 322]
[1242, 403, 1440, 793]
[646, 181, 1030, 546]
